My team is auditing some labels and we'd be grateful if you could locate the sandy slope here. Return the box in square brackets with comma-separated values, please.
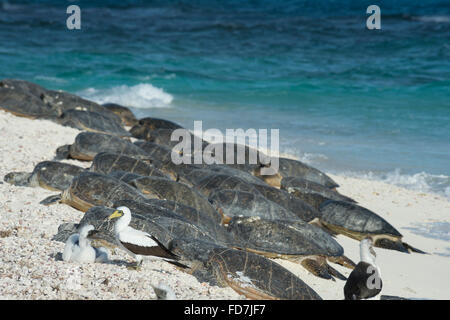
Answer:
[0, 110, 448, 300]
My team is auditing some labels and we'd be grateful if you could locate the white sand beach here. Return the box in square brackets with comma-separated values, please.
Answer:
[0, 109, 449, 300]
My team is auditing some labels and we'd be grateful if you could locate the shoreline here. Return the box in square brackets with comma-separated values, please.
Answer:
[0, 109, 449, 300]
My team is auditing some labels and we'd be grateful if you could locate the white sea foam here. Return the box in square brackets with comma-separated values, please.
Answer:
[343, 169, 450, 200]
[298, 152, 329, 164]
[1, 1, 22, 11]
[413, 15, 450, 23]
[276, 146, 328, 164]
[78, 83, 173, 109]
[405, 222, 450, 242]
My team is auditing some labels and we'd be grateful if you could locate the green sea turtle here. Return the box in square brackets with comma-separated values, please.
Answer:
[252, 182, 424, 253]
[102, 103, 138, 126]
[129, 117, 184, 140]
[281, 176, 355, 210]
[40, 172, 151, 212]
[190, 173, 320, 222]
[41, 89, 122, 123]
[256, 157, 339, 189]
[56, 109, 131, 137]
[0, 79, 122, 125]
[318, 200, 425, 253]
[55, 132, 149, 161]
[4, 161, 85, 191]
[0, 79, 58, 119]
[90, 152, 169, 179]
[226, 216, 354, 280]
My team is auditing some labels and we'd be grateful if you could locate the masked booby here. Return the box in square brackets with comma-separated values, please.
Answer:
[62, 224, 109, 263]
[344, 237, 382, 300]
[108, 206, 184, 269]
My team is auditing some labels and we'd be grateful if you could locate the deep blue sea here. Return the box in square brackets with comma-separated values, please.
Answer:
[1, 0, 449, 198]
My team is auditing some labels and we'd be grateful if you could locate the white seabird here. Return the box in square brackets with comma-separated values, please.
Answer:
[108, 206, 183, 269]
[344, 237, 382, 300]
[62, 224, 109, 263]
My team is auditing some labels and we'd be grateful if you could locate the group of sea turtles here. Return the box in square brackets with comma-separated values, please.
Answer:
[1, 79, 424, 300]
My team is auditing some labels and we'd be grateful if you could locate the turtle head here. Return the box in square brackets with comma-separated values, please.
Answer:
[3, 172, 32, 186]
[129, 123, 152, 140]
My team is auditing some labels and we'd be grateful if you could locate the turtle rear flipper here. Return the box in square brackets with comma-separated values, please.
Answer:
[3, 172, 32, 187]
[402, 242, 427, 254]
[376, 238, 427, 254]
[40, 194, 62, 206]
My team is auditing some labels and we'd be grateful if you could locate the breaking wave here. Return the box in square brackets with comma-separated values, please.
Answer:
[78, 83, 173, 109]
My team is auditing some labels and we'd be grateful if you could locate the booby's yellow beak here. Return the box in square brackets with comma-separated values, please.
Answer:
[108, 210, 123, 220]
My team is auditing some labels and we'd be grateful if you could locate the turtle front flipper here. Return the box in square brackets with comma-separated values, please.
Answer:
[301, 256, 336, 281]
[208, 248, 322, 300]
[326, 264, 347, 281]
[300, 256, 348, 281]
[4, 172, 33, 187]
[327, 255, 356, 269]
[40, 194, 62, 206]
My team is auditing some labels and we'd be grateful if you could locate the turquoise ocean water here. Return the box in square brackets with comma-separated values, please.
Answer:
[1, 0, 449, 199]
